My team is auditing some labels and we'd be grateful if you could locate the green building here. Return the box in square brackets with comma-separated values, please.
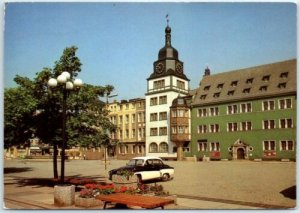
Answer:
[189, 59, 296, 161]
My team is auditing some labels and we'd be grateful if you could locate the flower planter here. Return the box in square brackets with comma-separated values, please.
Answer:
[112, 175, 137, 189]
[54, 184, 75, 207]
[75, 196, 103, 208]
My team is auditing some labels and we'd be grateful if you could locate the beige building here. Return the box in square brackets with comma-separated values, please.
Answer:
[107, 98, 146, 159]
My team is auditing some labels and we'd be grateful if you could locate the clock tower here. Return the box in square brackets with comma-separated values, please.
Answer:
[145, 24, 190, 159]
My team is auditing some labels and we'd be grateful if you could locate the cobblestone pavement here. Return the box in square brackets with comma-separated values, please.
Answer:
[3, 159, 296, 209]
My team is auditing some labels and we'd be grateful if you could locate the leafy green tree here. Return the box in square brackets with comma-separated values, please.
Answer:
[4, 46, 116, 179]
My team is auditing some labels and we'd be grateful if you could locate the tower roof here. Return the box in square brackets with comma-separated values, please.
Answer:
[158, 26, 179, 60]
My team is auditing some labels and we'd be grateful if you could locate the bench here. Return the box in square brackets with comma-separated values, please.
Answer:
[96, 193, 174, 209]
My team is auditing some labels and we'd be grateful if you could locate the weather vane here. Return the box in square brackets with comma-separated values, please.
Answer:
[166, 13, 169, 26]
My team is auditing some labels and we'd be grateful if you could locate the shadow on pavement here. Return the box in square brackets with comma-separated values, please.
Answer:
[4, 167, 33, 174]
[280, 185, 296, 200]
[15, 175, 107, 190]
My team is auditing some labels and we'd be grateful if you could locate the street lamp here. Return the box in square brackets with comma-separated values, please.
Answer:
[48, 71, 83, 183]
[104, 93, 118, 170]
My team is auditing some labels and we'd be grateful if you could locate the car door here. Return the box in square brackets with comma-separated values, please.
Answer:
[140, 159, 161, 180]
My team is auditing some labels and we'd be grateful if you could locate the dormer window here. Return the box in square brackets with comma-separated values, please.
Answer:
[231, 81, 238, 87]
[200, 95, 207, 100]
[280, 72, 289, 78]
[217, 83, 224, 89]
[262, 75, 270, 82]
[278, 83, 287, 89]
[204, 86, 211, 91]
[243, 88, 251, 94]
[246, 78, 253, 84]
[228, 90, 235, 96]
[260, 86, 268, 91]
[213, 92, 220, 98]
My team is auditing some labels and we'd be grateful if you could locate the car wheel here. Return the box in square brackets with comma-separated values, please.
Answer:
[162, 173, 169, 181]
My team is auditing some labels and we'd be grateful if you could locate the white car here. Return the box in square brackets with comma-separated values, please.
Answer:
[109, 156, 174, 183]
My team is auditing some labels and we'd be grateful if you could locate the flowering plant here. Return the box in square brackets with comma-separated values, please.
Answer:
[79, 188, 94, 198]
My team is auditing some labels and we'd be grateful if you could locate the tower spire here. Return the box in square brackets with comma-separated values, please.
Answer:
[166, 13, 169, 26]
[165, 14, 171, 47]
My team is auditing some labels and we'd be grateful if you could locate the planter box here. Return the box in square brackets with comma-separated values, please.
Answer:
[54, 184, 75, 207]
[112, 175, 137, 189]
[75, 196, 103, 208]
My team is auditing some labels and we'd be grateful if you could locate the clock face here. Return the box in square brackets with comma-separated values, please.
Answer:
[155, 63, 164, 74]
[176, 63, 183, 73]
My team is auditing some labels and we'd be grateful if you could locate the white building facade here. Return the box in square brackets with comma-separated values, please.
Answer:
[145, 25, 190, 159]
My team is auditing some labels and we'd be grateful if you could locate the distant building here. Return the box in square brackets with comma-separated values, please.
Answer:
[107, 98, 146, 159]
[145, 25, 190, 159]
[189, 59, 296, 161]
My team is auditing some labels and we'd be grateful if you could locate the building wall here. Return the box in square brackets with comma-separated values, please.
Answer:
[190, 95, 296, 160]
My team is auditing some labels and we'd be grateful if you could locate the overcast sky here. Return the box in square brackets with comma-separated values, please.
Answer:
[4, 2, 297, 101]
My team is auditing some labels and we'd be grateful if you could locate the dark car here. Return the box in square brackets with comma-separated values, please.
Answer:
[108, 156, 174, 183]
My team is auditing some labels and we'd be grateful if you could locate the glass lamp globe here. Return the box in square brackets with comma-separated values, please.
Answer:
[57, 74, 67, 83]
[74, 79, 83, 87]
[66, 82, 74, 90]
[61, 71, 71, 80]
[48, 78, 58, 87]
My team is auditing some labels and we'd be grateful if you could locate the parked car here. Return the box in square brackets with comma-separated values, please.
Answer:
[108, 156, 174, 183]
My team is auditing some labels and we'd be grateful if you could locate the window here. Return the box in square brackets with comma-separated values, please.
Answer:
[263, 120, 275, 129]
[262, 75, 270, 82]
[228, 123, 238, 132]
[137, 112, 145, 122]
[197, 108, 207, 117]
[198, 140, 208, 151]
[280, 118, 293, 128]
[240, 103, 252, 113]
[159, 96, 167, 104]
[120, 145, 129, 154]
[150, 113, 158, 121]
[153, 80, 165, 89]
[150, 128, 158, 136]
[119, 115, 123, 123]
[125, 114, 129, 123]
[260, 86, 268, 91]
[150, 97, 158, 106]
[231, 81, 238, 87]
[176, 110, 185, 117]
[279, 99, 292, 109]
[159, 127, 167, 136]
[280, 140, 294, 151]
[159, 112, 167, 120]
[178, 126, 185, 134]
[241, 121, 252, 131]
[149, 143, 158, 153]
[177, 80, 185, 90]
[159, 142, 168, 153]
[119, 130, 123, 139]
[246, 78, 253, 84]
[217, 83, 224, 89]
[227, 105, 238, 114]
[183, 142, 190, 152]
[280, 72, 288, 78]
[132, 129, 136, 138]
[204, 85, 210, 91]
[125, 129, 129, 138]
[278, 83, 287, 89]
[263, 100, 275, 111]
[210, 142, 220, 151]
[198, 125, 207, 133]
[200, 95, 207, 100]
[126, 104, 129, 109]
[138, 128, 145, 139]
[210, 124, 220, 133]
[213, 93, 220, 98]
[132, 114, 135, 123]
[243, 88, 251, 94]
[209, 107, 219, 116]
[228, 90, 235, 96]
[263, 140, 275, 151]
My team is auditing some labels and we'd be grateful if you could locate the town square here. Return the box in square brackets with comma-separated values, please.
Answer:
[2, 1, 297, 210]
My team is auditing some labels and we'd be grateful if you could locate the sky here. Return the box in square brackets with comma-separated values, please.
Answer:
[4, 2, 297, 102]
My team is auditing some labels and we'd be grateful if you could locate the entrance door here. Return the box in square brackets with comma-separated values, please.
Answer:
[237, 148, 245, 159]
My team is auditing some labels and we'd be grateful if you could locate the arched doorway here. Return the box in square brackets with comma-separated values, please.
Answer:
[237, 148, 245, 159]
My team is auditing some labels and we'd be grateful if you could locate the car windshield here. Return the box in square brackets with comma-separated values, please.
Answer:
[127, 159, 144, 166]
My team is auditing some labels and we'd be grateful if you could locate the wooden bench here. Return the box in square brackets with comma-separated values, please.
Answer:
[96, 193, 174, 209]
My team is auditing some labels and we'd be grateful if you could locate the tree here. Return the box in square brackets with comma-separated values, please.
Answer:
[4, 46, 116, 179]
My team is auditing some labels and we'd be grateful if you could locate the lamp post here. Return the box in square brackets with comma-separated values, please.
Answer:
[48, 72, 83, 183]
[104, 93, 118, 170]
